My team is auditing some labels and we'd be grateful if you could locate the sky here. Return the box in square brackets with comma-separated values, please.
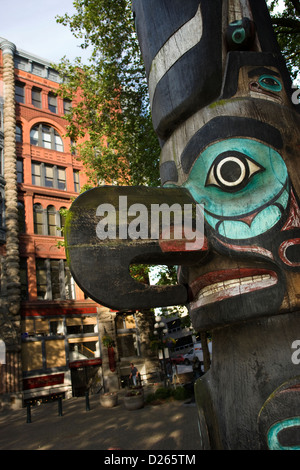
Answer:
[0, 0, 91, 65]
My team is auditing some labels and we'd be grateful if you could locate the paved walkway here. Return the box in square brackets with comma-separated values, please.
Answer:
[0, 392, 200, 451]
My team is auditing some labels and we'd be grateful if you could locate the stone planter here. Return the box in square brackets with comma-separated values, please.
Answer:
[100, 392, 118, 408]
[124, 393, 144, 410]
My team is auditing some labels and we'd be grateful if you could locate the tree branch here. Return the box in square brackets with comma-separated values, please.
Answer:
[271, 16, 300, 31]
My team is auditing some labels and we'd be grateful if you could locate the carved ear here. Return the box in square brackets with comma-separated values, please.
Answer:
[65, 186, 206, 310]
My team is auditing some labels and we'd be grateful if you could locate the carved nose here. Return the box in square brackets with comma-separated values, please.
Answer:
[249, 81, 261, 92]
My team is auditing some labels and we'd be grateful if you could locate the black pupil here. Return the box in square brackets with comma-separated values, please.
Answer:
[219, 160, 242, 183]
[263, 78, 276, 86]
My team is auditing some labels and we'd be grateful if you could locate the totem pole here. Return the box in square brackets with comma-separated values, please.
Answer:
[65, 1, 300, 449]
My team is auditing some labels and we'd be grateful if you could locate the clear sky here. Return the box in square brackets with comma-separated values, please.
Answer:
[0, 0, 91, 65]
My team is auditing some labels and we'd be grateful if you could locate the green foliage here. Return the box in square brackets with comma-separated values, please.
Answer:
[267, 0, 300, 80]
[145, 386, 191, 403]
[55, 0, 160, 187]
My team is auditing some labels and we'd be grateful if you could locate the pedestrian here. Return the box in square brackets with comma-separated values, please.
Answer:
[129, 362, 138, 386]
[192, 356, 203, 380]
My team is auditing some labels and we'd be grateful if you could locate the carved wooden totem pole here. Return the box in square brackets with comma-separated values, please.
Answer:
[65, 0, 300, 449]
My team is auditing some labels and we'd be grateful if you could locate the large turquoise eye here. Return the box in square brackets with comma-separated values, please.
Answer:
[259, 75, 282, 92]
[205, 151, 264, 193]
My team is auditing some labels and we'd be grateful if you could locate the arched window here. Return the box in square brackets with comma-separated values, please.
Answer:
[59, 207, 67, 234]
[33, 203, 44, 235]
[30, 124, 63, 152]
[47, 205, 57, 236]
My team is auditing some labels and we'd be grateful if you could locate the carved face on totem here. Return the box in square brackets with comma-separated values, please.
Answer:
[176, 58, 300, 330]
[132, 0, 300, 330]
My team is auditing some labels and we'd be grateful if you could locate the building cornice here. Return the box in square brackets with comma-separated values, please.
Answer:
[0, 38, 16, 56]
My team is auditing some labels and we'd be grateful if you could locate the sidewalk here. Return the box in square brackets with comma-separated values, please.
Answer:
[0, 391, 200, 450]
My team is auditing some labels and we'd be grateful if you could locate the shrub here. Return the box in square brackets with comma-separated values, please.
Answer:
[171, 387, 191, 400]
[154, 387, 172, 400]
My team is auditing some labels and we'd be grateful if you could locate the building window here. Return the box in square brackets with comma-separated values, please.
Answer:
[63, 99, 72, 115]
[32, 162, 41, 186]
[32, 162, 66, 190]
[17, 159, 23, 183]
[15, 82, 25, 104]
[30, 124, 63, 152]
[0, 148, 3, 176]
[17, 201, 26, 233]
[36, 258, 76, 301]
[48, 93, 57, 113]
[34, 203, 66, 236]
[57, 167, 66, 190]
[59, 207, 67, 235]
[32, 87, 42, 108]
[44, 164, 54, 188]
[47, 205, 56, 236]
[16, 124, 22, 143]
[20, 258, 28, 300]
[73, 170, 80, 192]
[0, 193, 4, 229]
[33, 203, 44, 235]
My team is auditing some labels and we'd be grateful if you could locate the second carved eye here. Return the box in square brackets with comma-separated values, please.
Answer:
[205, 151, 265, 193]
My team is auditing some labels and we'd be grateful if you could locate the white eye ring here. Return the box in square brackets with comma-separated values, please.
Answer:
[215, 156, 246, 187]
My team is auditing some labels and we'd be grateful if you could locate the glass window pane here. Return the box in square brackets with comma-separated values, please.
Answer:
[50, 259, 60, 299]
[32, 88, 42, 108]
[45, 165, 54, 188]
[30, 128, 39, 146]
[54, 132, 63, 152]
[48, 94, 57, 113]
[47, 206, 56, 235]
[42, 127, 52, 149]
[73, 170, 80, 192]
[68, 339, 99, 361]
[17, 160, 23, 183]
[36, 259, 47, 300]
[34, 204, 44, 234]
[57, 167, 66, 190]
[16, 125, 22, 143]
[32, 162, 41, 186]
[15, 84, 25, 103]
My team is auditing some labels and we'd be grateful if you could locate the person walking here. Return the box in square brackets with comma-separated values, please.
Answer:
[129, 363, 138, 386]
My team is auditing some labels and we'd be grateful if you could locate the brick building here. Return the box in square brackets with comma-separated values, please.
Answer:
[0, 38, 155, 408]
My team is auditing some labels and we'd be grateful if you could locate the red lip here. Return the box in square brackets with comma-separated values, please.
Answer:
[190, 268, 274, 297]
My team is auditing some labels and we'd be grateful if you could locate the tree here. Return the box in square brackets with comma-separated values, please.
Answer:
[267, 0, 300, 80]
[55, 0, 160, 187]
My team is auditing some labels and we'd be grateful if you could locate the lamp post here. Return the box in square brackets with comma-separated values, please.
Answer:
[154, 315, 168, 386]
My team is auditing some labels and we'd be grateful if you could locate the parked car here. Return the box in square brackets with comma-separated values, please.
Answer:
[182, 349, 194, 365]
[183, 341, 212, 365]
[183, 343, 204, 364]
[171, 354, 185, 364]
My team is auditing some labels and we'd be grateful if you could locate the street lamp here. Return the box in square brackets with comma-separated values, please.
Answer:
[154, 315, 169, 385]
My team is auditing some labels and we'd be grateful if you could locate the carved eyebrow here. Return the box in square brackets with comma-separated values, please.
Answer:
[181, 116, 283, 174]
[248, 67, 280, 78]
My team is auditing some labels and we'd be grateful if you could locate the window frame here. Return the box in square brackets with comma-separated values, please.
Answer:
[30, 123, 64, 153]
[35, 258, 76, 301]
[15, 82, 25, 104]
[32, 87, 42, 108]
[31, 161, 66, 191]
[48, 92, 57, 114]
